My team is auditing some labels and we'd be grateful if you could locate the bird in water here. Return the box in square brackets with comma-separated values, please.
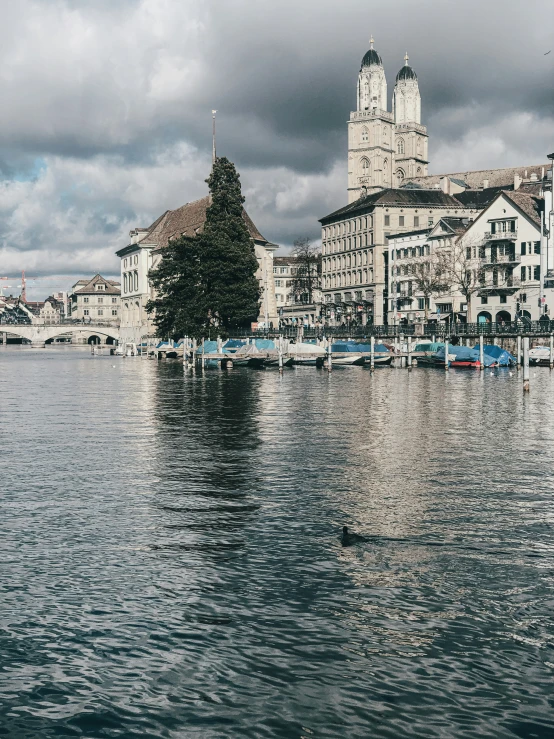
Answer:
[341, 526, 369, 547]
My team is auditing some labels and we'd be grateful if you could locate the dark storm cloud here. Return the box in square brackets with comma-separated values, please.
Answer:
[0, 0, 552, 289]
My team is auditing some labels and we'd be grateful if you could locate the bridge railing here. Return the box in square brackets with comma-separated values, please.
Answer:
[0, 319, 119, 329]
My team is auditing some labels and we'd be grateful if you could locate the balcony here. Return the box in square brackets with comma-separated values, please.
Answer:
[481, 253, 521, 266]
[478, 277, 521, 295]
[484, 230, 518, 241]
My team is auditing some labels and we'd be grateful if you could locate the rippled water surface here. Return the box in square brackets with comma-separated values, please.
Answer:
[2, 346, 554, 738]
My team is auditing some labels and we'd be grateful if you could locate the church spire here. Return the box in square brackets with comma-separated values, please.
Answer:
[404, 51, 409, 66]
[369, 35, 374, 49]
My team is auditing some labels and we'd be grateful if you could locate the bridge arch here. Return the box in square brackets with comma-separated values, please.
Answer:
[1, 323, 120, 346]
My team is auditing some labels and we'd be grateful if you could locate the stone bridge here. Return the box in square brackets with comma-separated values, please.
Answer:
[0, 322, 120, 347]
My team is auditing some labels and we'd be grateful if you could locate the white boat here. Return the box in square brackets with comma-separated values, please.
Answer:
[529, 346, 551, 366]
[291, 342, 326, 367]
[330, 354, 365, 366]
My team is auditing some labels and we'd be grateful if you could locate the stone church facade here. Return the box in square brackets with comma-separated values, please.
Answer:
[348, 38, 428, 203]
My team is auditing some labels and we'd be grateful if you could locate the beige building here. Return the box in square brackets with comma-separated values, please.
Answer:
[273, 255, 322, 326]
[348, 39, 428, 202]
[116, 195, 278, 344]
[320, 189, 478, 325]
[386, 188, 552, 325]
[68, 274, 121, 323]
[39, 296, 64, 324]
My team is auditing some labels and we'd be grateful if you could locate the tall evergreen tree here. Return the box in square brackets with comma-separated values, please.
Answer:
[200, 157, 260, 331]
[147, 235, 206, 338]
[147, 157, 260, 339]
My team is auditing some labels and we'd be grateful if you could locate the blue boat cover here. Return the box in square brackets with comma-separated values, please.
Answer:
[195, 340, 218, 354]
[331, 341, 389, 353]
[224, 339, 245, 349]
[473, 344, 516, 366]
[414, 342, 444, 352]
[434, 345, 497, 367]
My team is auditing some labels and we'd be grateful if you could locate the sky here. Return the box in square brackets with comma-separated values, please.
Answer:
[0, 0, 552, 299]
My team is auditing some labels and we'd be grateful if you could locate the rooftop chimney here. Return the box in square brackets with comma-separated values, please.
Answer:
[514, 174, 522, 190]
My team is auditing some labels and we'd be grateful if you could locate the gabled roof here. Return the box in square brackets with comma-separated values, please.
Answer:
[405, 164, 549, 190]
[502, 191, 543, 227]
[72, 274, 121, 295]
[122, 196, 272, 255]
[461, 191, 543, 238]
[320, 188, 468, 222]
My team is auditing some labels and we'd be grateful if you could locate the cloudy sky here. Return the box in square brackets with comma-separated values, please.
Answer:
[0, 0, 552, 298]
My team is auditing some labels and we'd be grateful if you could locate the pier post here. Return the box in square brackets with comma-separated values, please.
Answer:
[431, 334, 436, 345]
[201, 338, 205, 371]
[278, 335, 283, 374]
[370, 335, 375, 373]
[217, 335, 222, 355]
[1, 331, 7, 345]
[516, 335, 521, 369]
[550, 333, 553, 370]
[479, 334, 484, 370]
[327, 339, 332, 372]
[407, 335, 412, 371]
[523, 337, 530, 392]
[445, 337, 449, 371]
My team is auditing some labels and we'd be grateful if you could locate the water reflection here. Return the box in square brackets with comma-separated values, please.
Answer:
[2, 349, 554, 738]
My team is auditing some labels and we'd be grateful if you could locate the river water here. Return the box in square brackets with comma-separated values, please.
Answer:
[1, 345, 554, 739]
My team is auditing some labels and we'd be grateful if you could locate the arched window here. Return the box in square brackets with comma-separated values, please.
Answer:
[134, 272, 138, 291]
[123, 273, 128, 293]
[396, 169, 405, 186]
[416, 167, 422, 175]
[397, 138, 405, 155]
[361, 128, 369, 142]
[360, 158, 370, 174]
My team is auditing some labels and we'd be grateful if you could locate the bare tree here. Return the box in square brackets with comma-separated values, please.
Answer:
[290, 238, 321, 304]
[410, 254, 451, 319]
[436, 235, 490, 323]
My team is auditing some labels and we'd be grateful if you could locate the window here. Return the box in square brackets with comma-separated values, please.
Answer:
[84, 297, 89, 303]
[98, 297, 103, 303]
[280, 267, 286, 274]
[500, 295, 507, 304]
[466, 247, 471, 259]
[275, 280, 281, 287]
[481, 296, 488, 304]
[399, 216, 404, 227]
[361, 158, 370, 173]
[134, 255, 138, 265]
[521, 266, 526, 282]
[417, 298, 425, 310]
[384, 215, 390, 226]
[98, 309, 103, 316]
[83, 309, 89, 316]
[521, 242, 526, 255]
[112, 310, 117, 316]
[534, 265, 540, 281]
[112, 297, 117, 303]
[428, 217, 434, 227]
[521, 293, 527, 303]
[534, 241, 541, 254]
[124, 259, 127, 268]
[134, 272, 138, 291]
[361, 128, 369, 142]
[414, 216, 419, 227]
[273, 267, 277, 274]
[397, 138, 405, 154]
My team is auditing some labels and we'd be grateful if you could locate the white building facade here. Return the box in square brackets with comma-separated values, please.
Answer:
[116, 195, 279, 344]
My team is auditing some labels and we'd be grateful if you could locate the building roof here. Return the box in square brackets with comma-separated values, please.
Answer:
[501, 191, 543, 227]
[438, 216, 473, 234]
[361, 48, 382, 68]
[320, 188, 468, 222]
[404, 164, 550, 190]
[387, 227, 431, 240]
[121, 195, 271, 255]
[72, 274, 121, 295]
[396, 64, 417, 81]
[273, 256, 301, 265]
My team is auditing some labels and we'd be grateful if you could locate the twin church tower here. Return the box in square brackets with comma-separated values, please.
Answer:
[347, 37, 429, 203]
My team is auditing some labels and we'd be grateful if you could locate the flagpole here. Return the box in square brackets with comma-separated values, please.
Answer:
[212, 110, 217, 164]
